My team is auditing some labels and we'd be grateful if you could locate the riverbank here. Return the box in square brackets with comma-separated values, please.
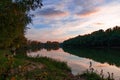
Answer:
[0, 49, 78, 80]
[0, 49, 114, 80]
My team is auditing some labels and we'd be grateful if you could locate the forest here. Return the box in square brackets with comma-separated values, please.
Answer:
[63, 26, 120, 48]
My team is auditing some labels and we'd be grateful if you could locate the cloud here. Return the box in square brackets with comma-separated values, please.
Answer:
[26, 0, 120, 42]
[74, 0, 104, 6]
[72, 0, 103, 17]
[93, 22, 104, 25]
[35, 7, 69, 18]
[76, 8, 100, 17]
[26, 19, 87, 42]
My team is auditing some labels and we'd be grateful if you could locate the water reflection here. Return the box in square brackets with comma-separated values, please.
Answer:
[63, 48, 120, 66]
[27, 48, 120, 80]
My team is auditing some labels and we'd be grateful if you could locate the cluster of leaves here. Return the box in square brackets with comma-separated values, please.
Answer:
[63, 26, 120, 48]
[0, 0, 42, 48]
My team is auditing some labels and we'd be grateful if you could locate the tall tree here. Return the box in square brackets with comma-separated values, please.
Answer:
[0, 0, 42, 48]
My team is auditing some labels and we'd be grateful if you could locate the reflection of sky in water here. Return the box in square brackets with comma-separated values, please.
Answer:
[27, 48, 120, 80]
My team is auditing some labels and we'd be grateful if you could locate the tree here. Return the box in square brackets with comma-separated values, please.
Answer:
[0, 0, 43, 48]
[63, 26, 120, 48]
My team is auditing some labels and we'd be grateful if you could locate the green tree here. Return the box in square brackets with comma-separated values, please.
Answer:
[0, 0, 42, 48]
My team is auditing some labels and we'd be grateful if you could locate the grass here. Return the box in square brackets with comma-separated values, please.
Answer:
[0, 49, 72, 80]
[80, 72, 104, 80]
[79, 69, 114, 80]
[27, 57, 71, 72]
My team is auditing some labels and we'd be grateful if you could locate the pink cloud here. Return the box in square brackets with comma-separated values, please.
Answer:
[94, 22, 104, 25]
[76, 8, 100, 17]
[35, 7, 69, 18]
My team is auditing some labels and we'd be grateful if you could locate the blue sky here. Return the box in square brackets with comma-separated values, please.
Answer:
[25, 0, 120, 42]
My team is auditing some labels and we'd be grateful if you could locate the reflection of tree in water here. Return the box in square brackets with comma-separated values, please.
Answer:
[20, 41, 60, 52]
[44, 41, 59, 51]
[63, 47, 120, 67]
[45, 46, 59, 51]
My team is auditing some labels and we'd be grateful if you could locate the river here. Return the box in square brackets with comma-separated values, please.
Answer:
[27, 48, 120, 80]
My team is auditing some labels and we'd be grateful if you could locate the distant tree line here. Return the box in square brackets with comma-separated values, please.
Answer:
[24, 40, 60, 51]
[63, 26, 120, 48]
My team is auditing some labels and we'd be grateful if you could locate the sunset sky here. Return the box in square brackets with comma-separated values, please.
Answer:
[25, 0, 120, 42]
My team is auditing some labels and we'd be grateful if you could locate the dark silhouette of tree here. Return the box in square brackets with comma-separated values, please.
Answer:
[0, 0, 43, 48]
[63, 26, 120, 48]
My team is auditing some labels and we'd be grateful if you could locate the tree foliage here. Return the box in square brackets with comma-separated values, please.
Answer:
[0, 0, 42, 48]
[63, 26, 120, 48]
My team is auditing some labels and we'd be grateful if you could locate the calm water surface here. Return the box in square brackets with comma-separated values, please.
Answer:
[27, 48, 120, 80]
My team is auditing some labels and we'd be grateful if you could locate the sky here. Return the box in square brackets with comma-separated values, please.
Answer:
[25, 0, 120, 42]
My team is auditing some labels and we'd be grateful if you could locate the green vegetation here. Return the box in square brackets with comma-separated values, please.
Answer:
[77, 63, 114, 80]
[63, 26, 120, 48]
[80, 72, 104, 80]
[0, 1, 119, 80]
[1, 49, 116, 80]
[0, 1, 77, 79]
[80, 71, 114, 80]
[0, 0, 42, 48]
[62, 26, 120, 80]
[0, 49, 72, 80]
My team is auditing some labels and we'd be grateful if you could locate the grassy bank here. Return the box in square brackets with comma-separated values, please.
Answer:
[0, 49, 72, 80]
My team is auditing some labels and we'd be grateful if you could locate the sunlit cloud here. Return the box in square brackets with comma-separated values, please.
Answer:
[26, 0, 120, 42]
[93, 22, 104, 26]
[76, 8, 100, 17]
